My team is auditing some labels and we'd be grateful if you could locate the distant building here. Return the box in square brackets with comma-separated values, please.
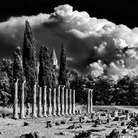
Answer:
[50, 47, 59, 69]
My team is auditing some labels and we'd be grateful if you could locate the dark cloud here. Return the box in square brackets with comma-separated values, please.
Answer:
[0, 4, 138, 79]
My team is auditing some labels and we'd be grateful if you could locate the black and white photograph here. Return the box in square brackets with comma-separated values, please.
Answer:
[1, 0, 138, 138]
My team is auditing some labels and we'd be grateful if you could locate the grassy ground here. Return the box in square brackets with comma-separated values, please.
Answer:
[0, 105, 138, 138]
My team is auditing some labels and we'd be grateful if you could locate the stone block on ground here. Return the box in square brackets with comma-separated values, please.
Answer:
[19, 132, 45, 138]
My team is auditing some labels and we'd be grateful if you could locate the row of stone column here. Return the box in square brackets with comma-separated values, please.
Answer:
[13, 81, 76, 119]
[87, 89, 93, 113]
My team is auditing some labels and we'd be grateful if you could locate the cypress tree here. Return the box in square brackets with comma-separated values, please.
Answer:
[39, 45, 52, 88]
[59, 44, 67, 86]
[23, 20, 37, 102]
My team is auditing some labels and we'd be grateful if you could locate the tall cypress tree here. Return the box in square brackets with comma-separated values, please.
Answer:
[39, 45, 52, 88]
[23, 20, 37, 102]
[59, 44, 67, 86]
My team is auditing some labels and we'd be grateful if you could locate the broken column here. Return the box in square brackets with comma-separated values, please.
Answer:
[61, 86, 65, 116]
[65, 88, 68, 115]
[57, 86, 61, 116]
[38, 87, 42, 117]
[32, 82, 37, 118]
[52, 88, 56, 116]
[72, 90, 75, 115]
[87, 89, 90, 113]
[90, 90, 93, 113]
[113, 110, 118, 117]
[13, 79, 19, 119]
[68, 89, 72, 115]
[43, 86, 47, 117]
[20, 80, 26, 119]
[48, 88, 52, 116]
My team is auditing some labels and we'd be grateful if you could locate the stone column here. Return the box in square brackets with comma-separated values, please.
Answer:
[57, 86, 61, 116]
[68, 89, 72, 115]
[13, 79, 19, 119]
[72, 89, 75, 115]
[126, 113, 130, 120]
[52, 88, 56, 116]
[48, 88, 52, 116]
[65, 88, 68, 115]
[90, 90, 93, 113]
[38, 87, 42, 117]
[113, 110, 118, 117]
[43, 86, 47, 117]
[20, 80, 26, 119]
[61, 86, 65, 116]
[87, 89, 90, 113]
[32, 82, 37, 118]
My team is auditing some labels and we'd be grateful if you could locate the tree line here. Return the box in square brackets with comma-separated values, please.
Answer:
[0, 20, 138, 106]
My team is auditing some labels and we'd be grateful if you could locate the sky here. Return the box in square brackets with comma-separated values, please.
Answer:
[0, 0, 138, 79]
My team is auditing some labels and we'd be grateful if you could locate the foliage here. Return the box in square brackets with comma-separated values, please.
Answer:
[23, 20, 37, 102]
[39, 45, 52, 88]
[59, 44, 67, 86]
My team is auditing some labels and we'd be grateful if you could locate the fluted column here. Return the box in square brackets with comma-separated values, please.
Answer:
[72, 89, 75, 115]
[38, 87, 42, 117]
[20, 80, 26, 119]
[87, 89, 90, 113]
[68, 89, 72, 115]
[43, 86, 47, 117]
[90, 90, 93, 113]
[52, 88, 56, 116]
[65, 88, 68, 115]
[61, 86, 65, 116]
[57, 86, 61, 116]
[13, 79, 19, 119]
[32, 82, 37, 117]
[48, 88, 52, 116]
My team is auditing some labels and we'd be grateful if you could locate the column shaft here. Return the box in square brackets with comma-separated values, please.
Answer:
[43, 86, 47, 117]
[90, 90, 93, 113]
[72, 90, 75, 115]
[57, 86, 61, 116]
[68, 89, 72, 115]
[48, 88, 52, 116]
[65, 88, 68, 115]
[52, 88, 56, 116]
[38, 87, 42, 117]
[87, 89, 90, 113]
[20, 81, 25, 119]
[13, 80, 18, 119]
[61, 86, 65, 116]
[32, 82, 37, 117]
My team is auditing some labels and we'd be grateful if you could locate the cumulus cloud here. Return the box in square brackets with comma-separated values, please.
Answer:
[1, 4, 138, 79]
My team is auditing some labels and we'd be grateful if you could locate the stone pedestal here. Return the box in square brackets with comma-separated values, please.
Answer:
[32, 82, 37, 118]
[57, 86, 61, 116]
[52, 88, 56, 116]
[38, 87, 42, 117]
[20, 81, 25, 119]
[48, 88, 52, 116]
[13, 80, 19, 119]
[43, 86, 47, 117]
